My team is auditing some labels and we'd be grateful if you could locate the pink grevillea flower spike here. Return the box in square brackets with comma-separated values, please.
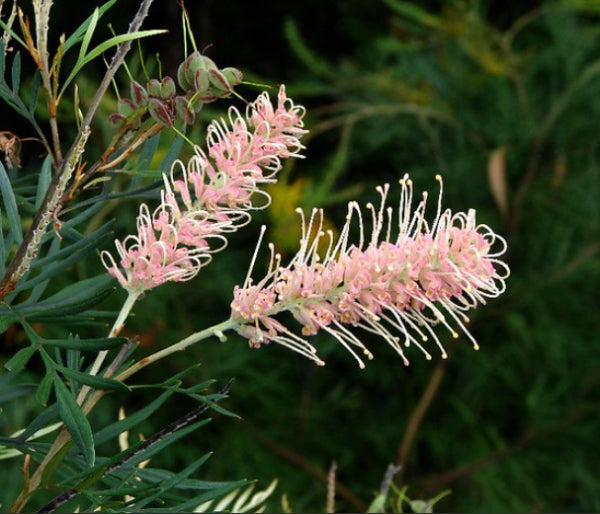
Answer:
[102, 86, 307, 296]
[230, 175, 510, 368]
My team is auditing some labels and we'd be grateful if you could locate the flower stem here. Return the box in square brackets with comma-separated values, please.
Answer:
[115, 318, 235, 383]
[75, 291, 140, 405]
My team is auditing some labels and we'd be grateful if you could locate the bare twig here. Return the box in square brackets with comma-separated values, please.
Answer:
[326, 461, 336, 513]
[31, 0, 62, 162]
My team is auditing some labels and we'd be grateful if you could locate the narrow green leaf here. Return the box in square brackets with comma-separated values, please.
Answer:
[61, 29, 167, 95]
[41, 274, 112, 305]
[0, 40, 5, 75]
[181, 379, 217, 394]
[38, 344, 57, 371]
[21, 286, 114, 320]
[20, 319, 44, 345]
[11, 405, 59, 443]
[0, 310, 16, 334]
[40, 439, 73, 486]
[159, 132, 185, 171]
[64, 0, 118, 52]
[0, 161, 23, 245]
[82, 483, 155, 500]
[193, 397, 239, 418]
[142, 481, 247, 513]
[0, 22, 26, 50]
[66, 347, 81, 372]
[27, 238, 61, 303]
[135, 468, 239, 491]
[58, 365, 130, 392]
[4, 345, 36, 372]
[160, 364, 205, 386]
[382, 0, 441, 28]
[85, 30, 167, 65]
[34, 156, 52, 210]
[0, 208, 6, 275]
[42, 335, 127, 352]
[28, 71, 41, 113]
[0, 383, 36, 403]
[128, 419, 210, 469]
[79, 8, 100, 64]
[54, 374, 95, 467]
[0, 80, 30, 119]
[137, 132, 161, 170]
[42, 201, 105, 242]
[11, 51, 21, 94]
[3, 282, 114, 321]
[36, 370, 54, 406]
[132, 453, 213, 509]
[94, 388, 177, 446]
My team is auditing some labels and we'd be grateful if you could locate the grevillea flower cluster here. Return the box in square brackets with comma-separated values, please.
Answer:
[230, 175, 510, 367]
[102, 86, 307, 295]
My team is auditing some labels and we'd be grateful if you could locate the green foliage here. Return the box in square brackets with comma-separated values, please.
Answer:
[2, 1, 598, 513]
[0, 1, 252, 512]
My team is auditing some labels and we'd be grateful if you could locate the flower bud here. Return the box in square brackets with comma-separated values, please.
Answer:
[198, 54, 218, 71]
[117, 98, 136, 117]
[193, 68, 211, 94]
[175, 95, 195, 125]
[221, 67, 243, 86]
[177, 60, 192, 90]
[194, 92, 218, 103]
[212, 87, 234, 99]
[130, 81, 148, 107]
[208, 68, 232, 92]
[108, 112, 126, 129]
[180, 52, 217, 92]
[147, 78, 162, 98]
[160, 76, 176, 99]
[148, 97, 173, 127]
[183, 51, 204, 75]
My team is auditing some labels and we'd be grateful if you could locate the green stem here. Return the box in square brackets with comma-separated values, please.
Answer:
[75, 291, 140, 405]
[115, 318, 235, 383]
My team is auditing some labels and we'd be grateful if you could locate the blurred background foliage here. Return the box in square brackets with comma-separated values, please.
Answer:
[2, 0, 600, 512]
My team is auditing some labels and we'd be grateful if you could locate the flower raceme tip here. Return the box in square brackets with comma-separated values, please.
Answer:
[230, 175, 510, 368]
[101, 86, 307, 295]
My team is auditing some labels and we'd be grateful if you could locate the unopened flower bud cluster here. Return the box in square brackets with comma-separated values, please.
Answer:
[110, 52, 244, 129]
